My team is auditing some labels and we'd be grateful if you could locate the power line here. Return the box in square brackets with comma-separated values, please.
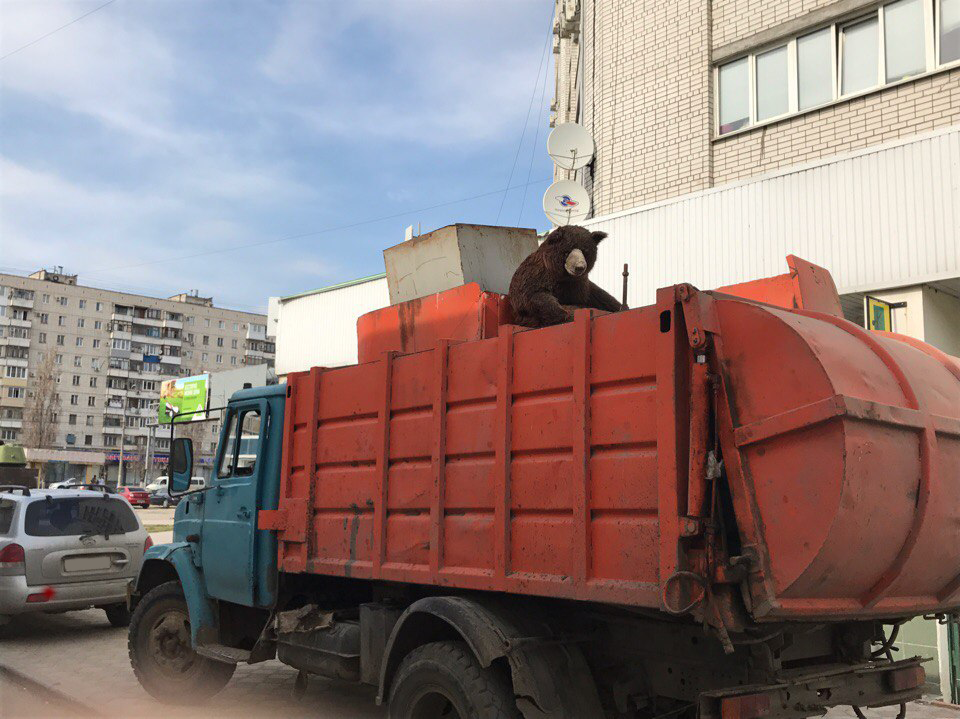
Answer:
[0, 0, 118, 62]
[79, 176, 552, 278]
[495, 7, 555, 225]
[518, 35, 552, 226]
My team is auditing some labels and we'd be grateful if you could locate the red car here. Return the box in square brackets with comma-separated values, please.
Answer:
[118, 486, 150, 509]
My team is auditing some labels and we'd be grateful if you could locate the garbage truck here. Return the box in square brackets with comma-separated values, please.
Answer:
[127, 229, 960, 719]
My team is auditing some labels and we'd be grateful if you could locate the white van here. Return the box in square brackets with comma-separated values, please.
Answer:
[145, 476, 206, 493]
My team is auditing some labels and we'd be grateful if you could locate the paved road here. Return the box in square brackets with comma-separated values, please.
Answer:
[1, 518, 955, 719]
[0, 609, 383, 719]
[2, 608, 957, 719]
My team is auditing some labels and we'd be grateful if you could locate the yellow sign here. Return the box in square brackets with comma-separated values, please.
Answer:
[865, 296, 892, 332]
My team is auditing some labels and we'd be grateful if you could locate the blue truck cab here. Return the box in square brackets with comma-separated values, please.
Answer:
[128, 384, 287, 696]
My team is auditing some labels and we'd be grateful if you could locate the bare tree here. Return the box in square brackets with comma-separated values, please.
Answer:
[23, 351, 61, 486]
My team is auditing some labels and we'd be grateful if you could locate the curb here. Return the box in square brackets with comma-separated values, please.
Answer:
[0, 663, 100, 717]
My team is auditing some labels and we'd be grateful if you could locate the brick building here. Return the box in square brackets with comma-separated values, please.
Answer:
[553, 0, 960, 213]
[552, 0, 960, 699]
[0, 268, 275, 484]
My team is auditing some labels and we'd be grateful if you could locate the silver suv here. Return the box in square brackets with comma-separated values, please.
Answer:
[0, 486, 151, 629]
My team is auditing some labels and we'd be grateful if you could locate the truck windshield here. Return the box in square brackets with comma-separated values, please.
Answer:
[25, 497, 138, 537]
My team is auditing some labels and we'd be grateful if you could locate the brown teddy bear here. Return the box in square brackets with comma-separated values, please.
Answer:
[508, 225, 626, 328]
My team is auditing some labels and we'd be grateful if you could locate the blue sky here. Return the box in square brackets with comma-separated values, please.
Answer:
[0, 0, 555, 313]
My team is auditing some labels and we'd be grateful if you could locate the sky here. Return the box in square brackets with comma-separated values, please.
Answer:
[0, 0, 556, 313]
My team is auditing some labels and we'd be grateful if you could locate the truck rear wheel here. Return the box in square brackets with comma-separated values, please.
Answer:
[128, 580, 235, 704]
[388, 641, 519, 719]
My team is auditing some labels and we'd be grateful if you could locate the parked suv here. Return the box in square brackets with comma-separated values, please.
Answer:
[0, 486, 151, 629]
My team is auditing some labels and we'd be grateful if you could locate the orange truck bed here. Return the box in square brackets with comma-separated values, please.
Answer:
[265, 259, 960, 623]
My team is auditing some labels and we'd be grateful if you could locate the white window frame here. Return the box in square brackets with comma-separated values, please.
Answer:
[716, 0, 955, 136]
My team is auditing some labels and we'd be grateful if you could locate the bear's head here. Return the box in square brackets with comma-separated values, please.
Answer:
[541, 225, 608, 279]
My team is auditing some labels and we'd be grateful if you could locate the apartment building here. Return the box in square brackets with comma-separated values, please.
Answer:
[0, 268, 275, 483]
[553, 0, 960, 698]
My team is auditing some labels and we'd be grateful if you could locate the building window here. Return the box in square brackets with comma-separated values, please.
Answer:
[56, 335, 65, 345]
[216, 354, 223, 363]
[38, 332, 46, 344]
[942, 0, 960, 62]
[797, 28, 834, 109]
[90, 377, 97, 387]
[79, 299, 86, 309]
[217, 337, 224, 347]
[202, 335, 209, 346]
[233, 323, 239, 331]
[202, 352, 208, 362]
[77, 317, 85, 328]
[7, 387, 24, 399]
[55, 354, 63, 365]
[716, 0, 952, 135]
[231, 356, 237, 366]
[755, 44, 790, 120]
[218, 320, 224, 329]
[231, 339, 237, 349]
[58, 315, 65, 326]
[85, 435, 93, 446]
[58, 297, 67, 306]
[69, 414, 77, 425]
[39, 313, 48, 324]
[93, 339, 101, 349]
[86, 415, 93, 425]
[70, 394, 79, 405]
[42, 294, 49, 303]
[72, 375, 81, 386]
[88, 396, 96, 407]
[718, 57, 750, 133]
[94, 320, 102, 330]
[96, 301, 103, 311]
[5, 366, 26, 379]
[76, 337, 84, 347]
[73, 356, 82, 367]
[841, 16, 879, 94]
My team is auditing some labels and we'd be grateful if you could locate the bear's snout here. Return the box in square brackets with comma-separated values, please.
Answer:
[565, 249, 587, 276]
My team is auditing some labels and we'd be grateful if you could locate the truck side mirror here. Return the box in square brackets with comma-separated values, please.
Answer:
[169, 438, 193, 495]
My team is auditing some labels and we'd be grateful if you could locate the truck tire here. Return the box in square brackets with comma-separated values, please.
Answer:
[388, 641, 519, 719]
[128, 580, 235, 704]
[104, 603, 131, 627]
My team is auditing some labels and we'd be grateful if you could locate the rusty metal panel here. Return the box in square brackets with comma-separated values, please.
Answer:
[272, 269, 960, 620]
[357, 283, 510, 363]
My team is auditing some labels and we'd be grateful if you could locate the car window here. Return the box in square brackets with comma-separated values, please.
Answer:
[217, 409, 262, 479]
[25, 497, 139, 537]
[0, 499, 15, 534]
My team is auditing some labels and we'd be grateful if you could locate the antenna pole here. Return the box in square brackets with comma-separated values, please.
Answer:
[621, 263, 629, 308]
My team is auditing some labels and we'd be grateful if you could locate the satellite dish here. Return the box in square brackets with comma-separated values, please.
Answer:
[543, 180, 591, 226]
[547, 123, 595, 171]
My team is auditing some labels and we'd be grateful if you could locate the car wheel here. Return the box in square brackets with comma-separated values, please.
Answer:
[105, 603, 131, 627]
[129, 581, 235, 704]
[388, 641, 519, 719]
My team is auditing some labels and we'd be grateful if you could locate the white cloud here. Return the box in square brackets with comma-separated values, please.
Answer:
[260, 1, 549, 145]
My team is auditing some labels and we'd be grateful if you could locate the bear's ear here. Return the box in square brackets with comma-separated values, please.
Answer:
[543, 228, 564, 245]
[591, 231, 608, 244]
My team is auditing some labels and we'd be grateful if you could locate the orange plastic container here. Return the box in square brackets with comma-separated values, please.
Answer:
[264, 259, 960, 622]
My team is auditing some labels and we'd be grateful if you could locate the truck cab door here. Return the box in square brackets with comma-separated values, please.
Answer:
[200, 400, 267, 607]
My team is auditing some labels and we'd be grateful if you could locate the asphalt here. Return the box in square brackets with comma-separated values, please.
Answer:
[0, 509, 956, 719]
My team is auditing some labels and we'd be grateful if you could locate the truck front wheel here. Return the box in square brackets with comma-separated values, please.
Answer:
[388, 641, 519, 719]
[128, 580, 235, 704]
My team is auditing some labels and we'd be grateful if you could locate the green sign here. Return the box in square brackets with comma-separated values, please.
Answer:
[158, 374, 209, 424]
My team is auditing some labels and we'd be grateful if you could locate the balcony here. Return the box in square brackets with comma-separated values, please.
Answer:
[0, 336, 30, 348]
[0, 418, 22, 429]
[110, 330, 132, 342]
[162, 317, 183, 330]
[103, 404, 125, 415]
[7, 294, 34, 309]
[1, 316, 32, 329]
[0, 357, 28, 368]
